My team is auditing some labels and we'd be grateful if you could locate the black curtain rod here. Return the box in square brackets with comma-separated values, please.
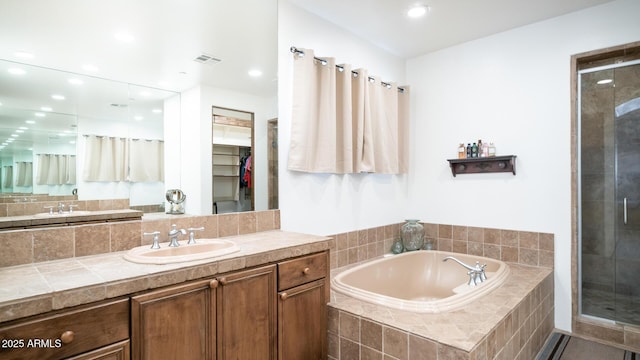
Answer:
[290, 47, 405, 93]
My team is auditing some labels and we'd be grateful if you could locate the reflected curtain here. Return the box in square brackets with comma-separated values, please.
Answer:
[2, 166, 12, 188]
[129, 139, 164, 182]
[288, 48, 410, 174]
[15, 162, 33, 187]
[83, 136, 128, 181]
[36, 154, 76, 185]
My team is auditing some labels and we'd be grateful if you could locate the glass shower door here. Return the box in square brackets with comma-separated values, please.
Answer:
[579, 61, 640, 326]
[612, 63, 640, 324]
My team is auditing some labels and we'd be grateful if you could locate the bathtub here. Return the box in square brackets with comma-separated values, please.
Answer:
[331, 250, 509, 313]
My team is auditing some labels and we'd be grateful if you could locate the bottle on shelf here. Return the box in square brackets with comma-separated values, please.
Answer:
[471, 142, 478, 158]
[477, 140, 483, 158]
[466, 143, 472, 158]
[488, 142, 496, 157]
[458, 143, 466, 159]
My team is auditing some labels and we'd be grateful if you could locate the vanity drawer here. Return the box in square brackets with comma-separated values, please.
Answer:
[278, 251, 328, 291]
[0, 298, 129, 360]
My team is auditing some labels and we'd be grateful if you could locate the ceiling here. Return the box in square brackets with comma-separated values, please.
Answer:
[0, 0, 614, 96]
[0, 0, 278, 96]
[290, 0, 615, 58]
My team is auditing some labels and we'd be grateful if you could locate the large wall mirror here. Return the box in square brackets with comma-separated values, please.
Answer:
[0, 59, 179, 211]
[0, 0, 277, 217]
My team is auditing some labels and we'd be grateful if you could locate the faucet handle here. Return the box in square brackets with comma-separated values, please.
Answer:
[186, 227, 205, 245]
[144, 231, 162, 249]
[68, 204, 79, 213]
[43, 205, 54, 215]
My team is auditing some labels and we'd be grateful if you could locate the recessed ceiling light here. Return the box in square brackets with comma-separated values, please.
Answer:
[69, 140, 76, 145]
[11, 134, 19, 138]
[7, 138, 14, 142]
[407, 5, 429, 18]
[51, 94, 65, 100]
[35, 112, 46, 117]
[15, 129, 24, 133]
[8, 68, 26, 75]
[114, 32, 135, 43]
[25, 120, 36, 124]
[248, 69, 263, 77]
[14, 51, 34, 59]
[68, 78, 84, 85]
[19, 127, 28, 130]
[41, 106, 52, 112]
[152, 108, 162, 113]
[597, 79, 613, 85]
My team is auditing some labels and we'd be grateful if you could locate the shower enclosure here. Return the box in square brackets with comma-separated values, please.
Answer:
[579, 60, 640, 326]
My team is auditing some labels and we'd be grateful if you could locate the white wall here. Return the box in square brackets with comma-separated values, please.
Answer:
[277, 1, 409, 236]
[278, 0, 639, 334]
[406, 0, 640, 332]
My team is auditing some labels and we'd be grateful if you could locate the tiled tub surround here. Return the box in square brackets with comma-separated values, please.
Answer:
[0, 209, 280, 267]
[0, 228, 329, 323]
[327, 223, 555, 359]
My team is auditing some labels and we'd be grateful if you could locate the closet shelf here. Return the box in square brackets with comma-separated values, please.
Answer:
[447, 155, 517, 177]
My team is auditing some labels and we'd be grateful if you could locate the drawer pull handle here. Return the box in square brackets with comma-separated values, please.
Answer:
[280, 292, 288, 301]
[60, 330, 75, 344]
[218, 277, 228, 286]
[209, 279, 219, 288]
[302, 267, 310, 275]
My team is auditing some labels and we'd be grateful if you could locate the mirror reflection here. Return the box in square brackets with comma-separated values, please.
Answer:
[0, 0, 278, 218]
[0, 60, 179, 214]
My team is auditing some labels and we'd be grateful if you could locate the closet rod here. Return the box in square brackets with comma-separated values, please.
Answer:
[290, 46, 405, 93]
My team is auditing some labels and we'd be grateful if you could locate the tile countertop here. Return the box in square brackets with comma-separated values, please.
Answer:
[0, 209, 143, 229]
[0, 230, 331, 323]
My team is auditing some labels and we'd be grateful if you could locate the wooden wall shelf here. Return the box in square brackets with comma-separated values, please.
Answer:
[447, 155, 517, 177]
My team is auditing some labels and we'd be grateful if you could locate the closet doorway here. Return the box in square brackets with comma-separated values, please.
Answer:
[212, 106, 254, 214]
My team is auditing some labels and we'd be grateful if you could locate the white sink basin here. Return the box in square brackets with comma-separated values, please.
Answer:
[34, 210, 92, 217]
[124, 239, 240, 264]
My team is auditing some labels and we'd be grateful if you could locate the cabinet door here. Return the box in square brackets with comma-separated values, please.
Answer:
[216, 265, 277, 360]
[278, 279, 327, 360]
[131, 279, 215, 360]
[66, 340, 130, 360]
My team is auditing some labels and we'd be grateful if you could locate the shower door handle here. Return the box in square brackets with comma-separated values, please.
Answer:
[623, 197, 628, 225]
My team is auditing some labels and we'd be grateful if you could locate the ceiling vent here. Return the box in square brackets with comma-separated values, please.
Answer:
[193, 53, 222, 65]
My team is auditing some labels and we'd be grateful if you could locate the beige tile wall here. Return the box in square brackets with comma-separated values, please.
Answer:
[0, 198, 130, 217]
[0, 209, 280, 267]
[329, 221, 555, 270]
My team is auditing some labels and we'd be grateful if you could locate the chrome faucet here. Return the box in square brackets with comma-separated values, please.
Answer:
[57, 202, 65, 214]
[443, 256, 487, 286]
[186, 227, 205, 245]
[167, 224, 187, 247]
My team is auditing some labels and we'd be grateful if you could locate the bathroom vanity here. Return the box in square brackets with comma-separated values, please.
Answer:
[0, 230, 330, 360]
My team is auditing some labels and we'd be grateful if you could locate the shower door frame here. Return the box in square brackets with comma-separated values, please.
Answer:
[571, 41, 640, 348]
[576, 59, 640, 325]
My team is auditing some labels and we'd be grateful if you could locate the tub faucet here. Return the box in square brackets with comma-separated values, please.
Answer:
[168, 224, 187, 247]
[443, 256, 487, 286]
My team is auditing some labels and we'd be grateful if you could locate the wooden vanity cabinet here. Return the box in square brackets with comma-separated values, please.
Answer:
[277, 251, 329, 360]
[130, 264, 277, 360]
[0, 298, 130, 360]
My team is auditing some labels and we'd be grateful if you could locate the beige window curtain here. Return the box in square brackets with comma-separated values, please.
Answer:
[83, 135, 164, 182]
[83, 135, 129, 181]
[2, 166, 12, 188]
[129, 139, 164, 182]
[288, 47, 410, 174]
[35, 155, 76, 185]
[15, 162, 33, 187]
